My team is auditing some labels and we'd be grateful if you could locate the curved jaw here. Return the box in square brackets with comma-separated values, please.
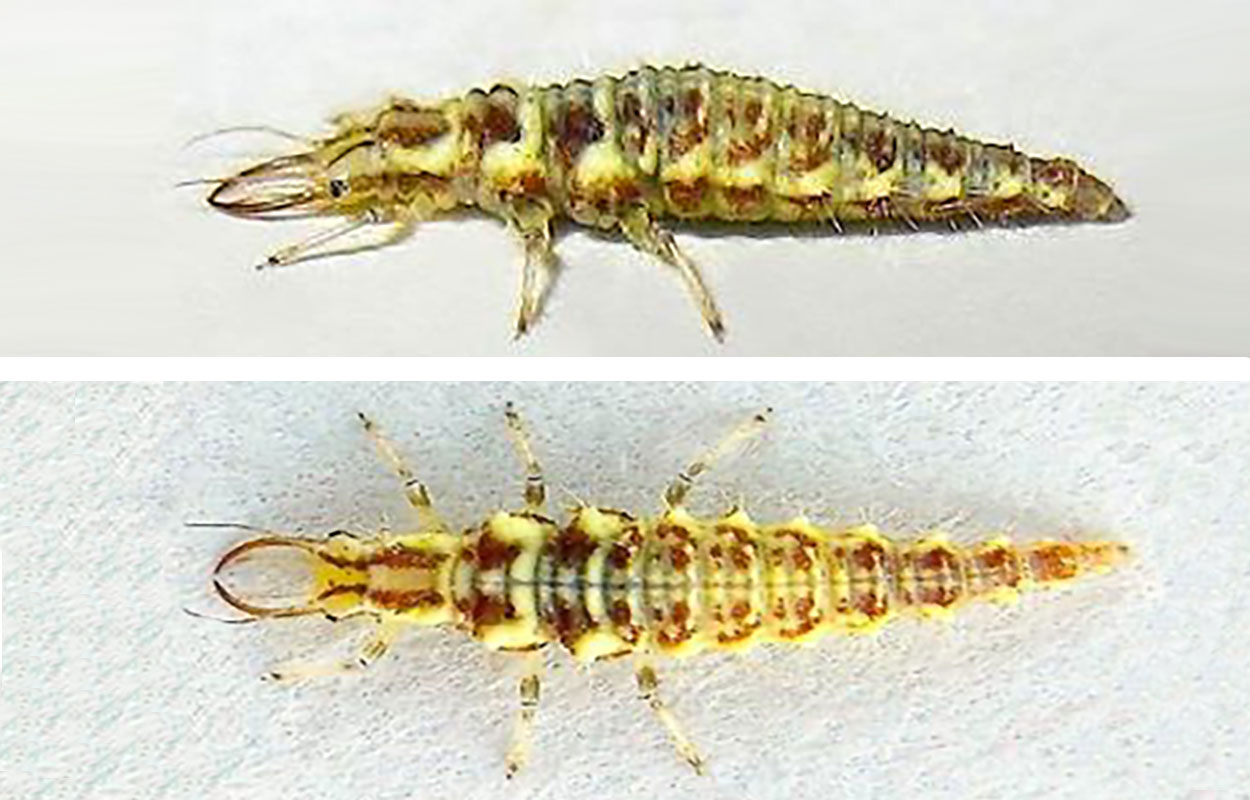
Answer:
[207, 152, 327, 219]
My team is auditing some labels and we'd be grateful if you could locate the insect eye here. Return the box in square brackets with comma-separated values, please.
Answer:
[328, 178, 349, 198]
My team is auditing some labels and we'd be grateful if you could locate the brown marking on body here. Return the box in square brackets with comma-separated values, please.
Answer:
[376, 104, 449, 148]
[928, 135, 966, 174]
[482, 100, 521, 146]
[722, 185, 767, 213]
[555, 100, 604, 168]
[466, 591, 516, 630]
[780, 595, 819, 638]
[551, 597, 590, 645]
[608, 597, 641, 645]
[394, 172, 451, 199]
[665, 179, 708, 213]
[788, 109, 832, 173]
[911, 546, 963, 607]
[611, 180, 643, 205]
[609, 599, 632, 627]
[730, 600, 751, 621]
[1029, 542, 1079, 582]
[618, 91, 649, 155]
[855, 591, 888, 619]
[369, 588, 445, 610]
[317, 583, 367, 601]
[474, 529, 521, 570]
[852, 540, 885, 571]
[727, 135, 772, 166]
[1031, 158, 1077, 190]
[743, 98, 763, 126]
[668, 87, 708, 158]
[607, 543, 633, 570]
[372, 547, 449, 570]
[971, 543, 1022, 590]
[553, 524, 597, 566]
[671, 601, 691, 627]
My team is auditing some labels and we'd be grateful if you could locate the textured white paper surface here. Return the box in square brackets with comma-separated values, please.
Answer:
[1, 382, 1248, 799]
[2, 2, 1249, 353]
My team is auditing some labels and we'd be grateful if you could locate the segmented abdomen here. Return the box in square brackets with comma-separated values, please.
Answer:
[452, 507, 1128, 661]
[463, 65, 1125, 230]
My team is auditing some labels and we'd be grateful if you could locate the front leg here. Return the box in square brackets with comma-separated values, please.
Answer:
[500, 199, 559, 338]
[266, 617, 403, 683]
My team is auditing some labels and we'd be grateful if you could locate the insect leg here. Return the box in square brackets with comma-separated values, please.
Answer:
[255, 211, 412, 270]
[634, 659, 705, 775]
[266, 617, 403, 683]
[357, 412, 447, 531]
[503, 401, 546, 510]
[663, 407, 772, 509]
[619, 208, 725, 341]
[504, 650, 544, 778]
[502, 202, 558, 338]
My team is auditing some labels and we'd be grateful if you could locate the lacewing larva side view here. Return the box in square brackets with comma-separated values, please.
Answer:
[192, 406, 1131, 776]
[199, 65, 1129, 341]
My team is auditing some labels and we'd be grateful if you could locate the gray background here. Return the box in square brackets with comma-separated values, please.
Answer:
[2, 1, 1248, 353]
[1, 382, 1247, 798]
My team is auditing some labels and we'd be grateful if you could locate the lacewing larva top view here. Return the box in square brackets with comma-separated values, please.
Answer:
[200, 65, 1130, 341]
[193, 406, 1132, 777]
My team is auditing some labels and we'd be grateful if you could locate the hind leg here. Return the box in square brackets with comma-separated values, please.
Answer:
[265, 617, 403, 683]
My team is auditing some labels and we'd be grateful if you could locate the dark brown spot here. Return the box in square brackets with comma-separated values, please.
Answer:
[856, 591, 887, 619]
[619, 91, 649, 155]
[730, 600, 751, 620]
[551, 598, 588, 645]
[665, 178, 707, 212]
[609, 600, 632, 627]
[1030, 543, 1079, 582]
[730, 545, 753, 571]
[795, 596, 815, 618]
[722, 184, 767, 210]
[929, 137, 966, 174]
[607, 544, 633, 570]
[372, 547, 448, 570]
[554, 525, 596, 566]
[474, 530, 520, 570]
[317, 583, 366, 601]
[555, 101, 604, 167]
[482, 101, 520, 145]
[671, 601, 691, 627]
[368, 588, 445, 610]
[917, 546, 956, 574]
[668, 88, 708, 158]
[866, 126, 896, 173]
[853, 542, 883, 571]
[467, 591, 514, 630]
[377, 106, 449, 148]
[743, 98, 763, 126]
[669, 545, 692, 571]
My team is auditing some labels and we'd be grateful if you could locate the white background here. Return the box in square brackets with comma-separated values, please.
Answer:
[1, 382, 1247, 799]
[1, 1, 1248, 354]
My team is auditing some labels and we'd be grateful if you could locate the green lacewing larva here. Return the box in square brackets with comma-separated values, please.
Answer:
[193, 406, 1131, 776]
[200, 65, 1129, 341]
